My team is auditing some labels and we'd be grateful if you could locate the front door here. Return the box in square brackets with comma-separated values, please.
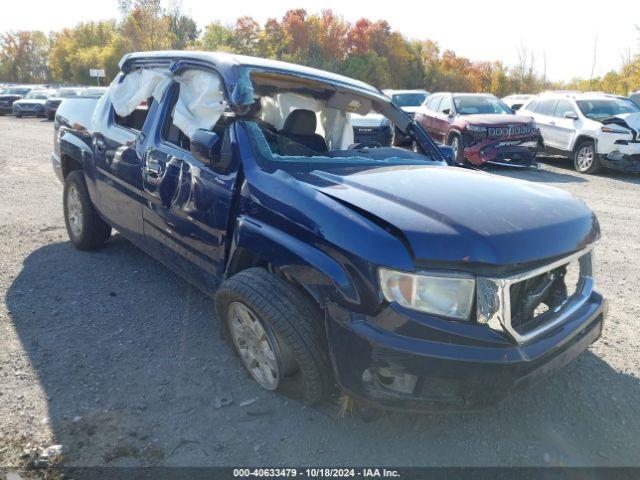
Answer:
[140, 84, 238, 292]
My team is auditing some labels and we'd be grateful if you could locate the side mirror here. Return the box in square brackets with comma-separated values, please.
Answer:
[438, 145, 455, 164]
[190, 129, 220, 165]
[564, 111, 579, 120]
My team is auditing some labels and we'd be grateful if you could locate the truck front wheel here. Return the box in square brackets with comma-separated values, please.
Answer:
[215, 268, 333, 405]
[63, 170, 111, 250]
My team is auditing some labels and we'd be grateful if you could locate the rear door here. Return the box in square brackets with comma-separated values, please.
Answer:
[432, 95, 453, 143]
[550, 100, 578, 151]
[92, 99, 153, 241]
[416, 94, 441, 138]
[140, 83, 239, 291]
[531, 99, 558, 148]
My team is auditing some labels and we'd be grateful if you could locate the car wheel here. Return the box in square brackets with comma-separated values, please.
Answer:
[63, 170, 111, 250]
[574, 140, 600, 174]
[15, 114, 22, 118]
[215, 267, 333, 405]
[47, 112, 54, 121]
[447, 134, 465, 166]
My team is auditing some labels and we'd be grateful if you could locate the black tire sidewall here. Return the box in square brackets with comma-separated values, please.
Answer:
[215, 268, 332, 405]
[447, 133, 465, 165]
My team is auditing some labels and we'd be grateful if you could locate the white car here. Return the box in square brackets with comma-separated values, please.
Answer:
[519, 92, 640, 174]
[502, 94, 533, 111]
[352, 89, 429, 146]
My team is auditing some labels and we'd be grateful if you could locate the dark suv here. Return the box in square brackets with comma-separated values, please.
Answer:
[416, 92, 542, 167]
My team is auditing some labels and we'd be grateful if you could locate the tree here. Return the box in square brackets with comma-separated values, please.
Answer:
[166, 3, 199, 50]
[0, 31, 50, 83]
[49, 21, 117, 83]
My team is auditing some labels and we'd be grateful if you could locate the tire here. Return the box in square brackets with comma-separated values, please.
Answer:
[573, 139, 600, 174]
[47, 112, 55, 121]
[63, 170, 111, 250]
[15, 114, 22, 118]
[215, 267, 333, 405]
[447, 133, 465, 166]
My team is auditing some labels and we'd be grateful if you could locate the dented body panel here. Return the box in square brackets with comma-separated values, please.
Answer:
[53, 51, 606, 411]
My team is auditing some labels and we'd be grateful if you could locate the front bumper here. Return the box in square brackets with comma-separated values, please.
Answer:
[352, 125, 393, 147]
[464, 135, 541, 167]
[599, 153, 640, 173]
[51, 152, 63, 183]
[13, 105, 44, 116]
[326, 292, 605, 412]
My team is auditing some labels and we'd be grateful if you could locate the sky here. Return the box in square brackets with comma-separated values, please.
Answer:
[1, 0, 638, 82]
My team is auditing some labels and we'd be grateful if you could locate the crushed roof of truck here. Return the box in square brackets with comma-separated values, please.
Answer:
[119, 50, 382, 98]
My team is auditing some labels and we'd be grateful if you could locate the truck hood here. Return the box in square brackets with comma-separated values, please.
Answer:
[296, 166, 598, 267]
[351, 112, 385, 127]
[14, 99, 47, 106]
[458, 114, 533, 125]
[401, 106, 422, 114]
[0, 95, 22, 102]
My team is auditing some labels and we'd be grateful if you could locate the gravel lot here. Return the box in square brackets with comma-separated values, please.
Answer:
[1, 116, 639, 471]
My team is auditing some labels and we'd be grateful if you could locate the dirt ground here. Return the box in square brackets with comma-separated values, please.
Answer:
[0, 116, 639, 471]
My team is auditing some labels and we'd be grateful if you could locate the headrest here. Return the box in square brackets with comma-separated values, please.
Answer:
[282, 109, 317, 135]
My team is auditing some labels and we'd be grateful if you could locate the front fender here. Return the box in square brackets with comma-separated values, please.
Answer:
[228, 216, 362, 308]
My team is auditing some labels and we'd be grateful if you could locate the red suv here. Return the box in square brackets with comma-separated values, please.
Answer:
[416, 93, 542, 167]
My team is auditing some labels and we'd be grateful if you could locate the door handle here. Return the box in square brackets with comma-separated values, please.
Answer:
[144, 158, 164, 184]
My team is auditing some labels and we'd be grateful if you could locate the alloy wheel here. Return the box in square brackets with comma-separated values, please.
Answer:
[228, 301, 281, 390]
[66, 184, 83, 238]
[576, 145, 594, 171]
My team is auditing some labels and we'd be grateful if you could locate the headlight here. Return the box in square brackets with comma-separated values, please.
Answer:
[466, 124, 487, 134]
[601, 126, 631, 134]
[379, 268, 475, 320]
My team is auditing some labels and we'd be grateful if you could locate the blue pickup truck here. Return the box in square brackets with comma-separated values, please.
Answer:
[52, 51, 606, 412]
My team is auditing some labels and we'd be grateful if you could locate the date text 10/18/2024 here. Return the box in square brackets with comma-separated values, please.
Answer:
[233, 468, 401, 478]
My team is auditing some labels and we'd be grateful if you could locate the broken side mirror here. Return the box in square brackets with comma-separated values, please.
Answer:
[190, 129, 220, 166]
[564, 111, 579, 120]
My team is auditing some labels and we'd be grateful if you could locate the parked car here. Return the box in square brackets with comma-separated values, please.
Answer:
[416, 92, 542, 167]
[80, 86, 108, 97]
[351, 89, 429, 147]
[384, 89, 429, 146]
[0, 86, 33, 115]
[12, 90, 51, 118]
[519, 92, 640, 174]
[502, 94, 533, 111]
[44, 87, 83, 120]
[53, 51, 605, 412]
[630, 90, 640, 107]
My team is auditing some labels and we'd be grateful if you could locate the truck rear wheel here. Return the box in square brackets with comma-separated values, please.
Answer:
[574, 140, 600, 174]
[215, 267, 333, 405]
[63, 170, 111, 250]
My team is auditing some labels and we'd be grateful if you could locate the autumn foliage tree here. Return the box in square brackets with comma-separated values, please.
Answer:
[1, 4, 639, 96]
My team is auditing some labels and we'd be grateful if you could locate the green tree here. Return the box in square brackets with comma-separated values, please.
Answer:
[0, 31, 50, 83]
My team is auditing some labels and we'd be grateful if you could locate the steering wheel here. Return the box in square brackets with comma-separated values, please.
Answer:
[350, 141, 383, 150]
